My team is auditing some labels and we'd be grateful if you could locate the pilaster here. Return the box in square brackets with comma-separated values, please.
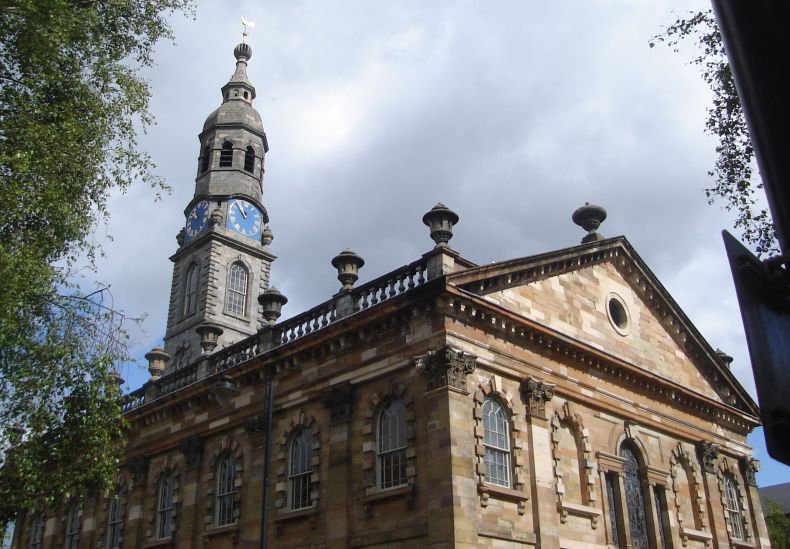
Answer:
[320, 382, 354, 549]
[742, 457, 771, 548]
[415, 346, 478, 548]
[521, 377, 560, 549]
[123, 456, 150, 549]
[177, 436, 204, 548]
[696, 441, 728, 548]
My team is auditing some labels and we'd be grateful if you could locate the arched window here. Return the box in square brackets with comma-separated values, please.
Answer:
[482, 397, 511, 488]
[620, 443, 649, 549]
[29, 514, 44, 549]
[183, 264, 199, 316]
[377, 399, 407, 489]
[106, 490, 125, 549]
[225, 262, 248, 316]
[156, 473, 174, 539]
[216, 454, 237, 526]
[244, 146, 255, 173]
[288, 429, 313, 509]
[64, 501, 80, 549]
[219, 141, 233, 167]
[200, 146, 211, 173]
[723, 475, 744, 540]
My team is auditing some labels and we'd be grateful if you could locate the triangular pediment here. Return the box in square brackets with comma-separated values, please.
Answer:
[448, 237, 758, 417]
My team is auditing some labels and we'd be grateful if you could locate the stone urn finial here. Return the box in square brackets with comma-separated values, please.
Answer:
[144, 346, 170, 381]
[572, 203, 607, 243]
[422, 203, 460, 248]
[258, 287, 288, 326]
[715, 349, 734, 369]
[331, 249, 365, 291]
[196, 322, 224, 355]
[209, 207, 224, 228]
[261, 225, 274, 247]
[176, 228, 185, 247]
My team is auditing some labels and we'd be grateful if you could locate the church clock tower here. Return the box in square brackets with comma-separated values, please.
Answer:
[163, 41, 275, 371]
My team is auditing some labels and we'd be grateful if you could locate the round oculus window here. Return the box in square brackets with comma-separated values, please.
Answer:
[606, 294, 629, 335]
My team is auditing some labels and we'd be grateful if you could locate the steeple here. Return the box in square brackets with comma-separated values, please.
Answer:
[162, 40, 276, 373]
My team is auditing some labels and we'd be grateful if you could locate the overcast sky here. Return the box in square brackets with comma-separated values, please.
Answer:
[84, 1, 789, 485]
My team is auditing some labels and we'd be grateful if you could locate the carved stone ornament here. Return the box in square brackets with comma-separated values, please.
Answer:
[127, 456, 150, 485]
[696, 441, 720, 474]
[321, 382, 354, 423]
[743, 457, 760, 487]
[521, 376, 556, 418]
[179, 436, 204, 470]
[414, 346, 477, 393]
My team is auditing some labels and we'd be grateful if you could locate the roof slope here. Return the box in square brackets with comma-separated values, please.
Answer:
[448, 236, 759, 417]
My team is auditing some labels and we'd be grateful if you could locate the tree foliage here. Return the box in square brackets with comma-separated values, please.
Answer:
[0, 0, 191, 525]
[650, 10, 778, 256]
[764, 499, 790, 548]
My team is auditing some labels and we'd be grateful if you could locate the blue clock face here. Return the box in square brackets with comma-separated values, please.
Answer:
[185, 199, 209, 240]
[227, 198, 262, 239]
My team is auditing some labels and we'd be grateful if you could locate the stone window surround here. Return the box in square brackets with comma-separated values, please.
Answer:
[182, 262, 200, 318]
[669, 442, 709, 544]
[597, 432, 670, 549]
[25, 512, 46, 549]
[361, 380, 416, 517]
[60, 499, 82, 549]
[223, 258, 252, 321]
[550, 401, 598, 527]
[274, 411, 320, 533]
[97, 479, 129, 549]
[146, 458, 180, 542]
[472, 376, 528, 515]
[204, 436, 244, 530]
[717, 458, 752, 545]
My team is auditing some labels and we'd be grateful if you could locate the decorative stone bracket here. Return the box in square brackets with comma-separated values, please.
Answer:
[180, 436, 205, 470]
[320, 382, 354, 423]
[414, 346, 477, 393]
[696, 441, 720, 474]
[521, 376, 556, 419]
[127, 456, 150, 486]
[742, 457, 760, 487]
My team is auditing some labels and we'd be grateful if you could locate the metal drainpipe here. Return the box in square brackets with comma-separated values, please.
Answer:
[260, 369, 274, 549]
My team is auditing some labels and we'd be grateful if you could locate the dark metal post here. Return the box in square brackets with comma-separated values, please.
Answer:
[260, 369, 274, 549]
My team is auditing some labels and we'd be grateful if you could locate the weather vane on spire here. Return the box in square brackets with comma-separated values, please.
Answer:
[241, 16, 255, 43]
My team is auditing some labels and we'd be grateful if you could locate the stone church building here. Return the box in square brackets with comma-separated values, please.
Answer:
[13, 40, 771, 549]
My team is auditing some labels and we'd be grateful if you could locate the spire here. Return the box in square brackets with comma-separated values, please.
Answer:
[221, 42, 256, 103]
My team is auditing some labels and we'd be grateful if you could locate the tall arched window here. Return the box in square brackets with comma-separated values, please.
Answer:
[219, 141, 233, 167]
[64, 501, 80, 549]
[244, 146, 255, 173]
[288, 429, 313, 509]
[377, 399, 407, 489]
[200, 145, 211, 173]
[183, 264, 199, 316]
[723, 475, 745, 540]
[225, 262, 248, 315]
[620, 443, 649, 549]
[106, 489, 125, 549]
[156, 473, 174, 539]
[216, 454, 237, 526]
[29, 514, 44, 549]
[482, 397, 511, 488]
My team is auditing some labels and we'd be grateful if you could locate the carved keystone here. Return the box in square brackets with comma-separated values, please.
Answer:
[414, 346, 477, 393]
[521, 376, 556, 418]
[321, 383, 355, 423]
